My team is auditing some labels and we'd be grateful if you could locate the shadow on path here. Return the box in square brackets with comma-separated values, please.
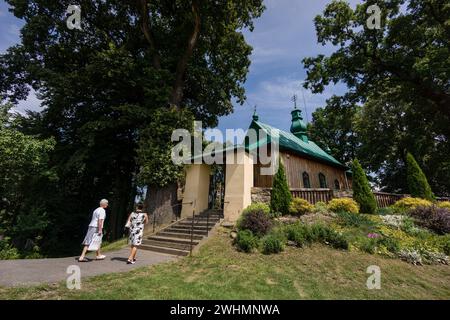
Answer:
[0, 248, 178, 287]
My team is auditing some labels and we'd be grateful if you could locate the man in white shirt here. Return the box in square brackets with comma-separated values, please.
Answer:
[78, 199, 108, 262]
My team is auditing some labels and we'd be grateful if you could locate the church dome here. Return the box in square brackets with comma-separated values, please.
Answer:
[290, 108, 308, 142]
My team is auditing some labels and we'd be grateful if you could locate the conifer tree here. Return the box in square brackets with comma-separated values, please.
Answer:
[270, 159, 292, 215]
[351, 159, 377, 214]
[406, 152, 434, 201]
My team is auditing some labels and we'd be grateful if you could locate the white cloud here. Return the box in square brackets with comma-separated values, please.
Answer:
[14, 89, 43, 114]
[8, 24, 20, 37]
[246, 75, 347, 123]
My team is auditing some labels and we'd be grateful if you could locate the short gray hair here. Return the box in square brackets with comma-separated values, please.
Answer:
[100, 199, 109, 205]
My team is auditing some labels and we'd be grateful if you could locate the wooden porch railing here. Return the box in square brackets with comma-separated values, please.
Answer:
[290, 188, 334, 204]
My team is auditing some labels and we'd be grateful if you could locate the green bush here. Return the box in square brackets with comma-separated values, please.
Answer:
[284, 223, 310, 247]
[406, 152, 434, 201]
[234, 230, 259, 253]
[328, 233, 350, 250]
[328, 198, 359, 214]
[336, 211, 375, 228]
[400, 216, 418, 235]
[351, 159, 377, 214]
[269, 211, 282, 219]
[0, 237, 20, 260]
[377, 207, 395, 216]
[289, 198, 314, 216]
[443, 240, 450, 256]
[270, 160, 292, 215]
[360, 238, 377, 254]
[242, 202, 270, 216]
[285, 223, 348, 250]
[359, 236, 400, 255]
[309, 224, 349, 250]
[237, 203, 273, 237]
[313, 201, 328, 214]
[262, 234, 285, 254]
[378, 237, 400, 253]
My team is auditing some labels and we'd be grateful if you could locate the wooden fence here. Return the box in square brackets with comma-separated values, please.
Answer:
[291, 189, 401, 208]
[285, 188, 448, 208]
[290, 188, 334, 204]
[373, 192, 405, 208]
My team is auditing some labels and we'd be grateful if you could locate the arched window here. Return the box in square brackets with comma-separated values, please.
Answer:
[302, 172, 311, 188]
[319, 173, 327, 188]
[334, 179, 340, 190]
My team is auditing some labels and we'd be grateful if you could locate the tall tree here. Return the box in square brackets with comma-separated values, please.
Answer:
[355, 86, 449, 194]
[0, 103, 56, 253]
[303, 0, 450, 195]
[0, 0, 264, 251]
[303, 0, 449, 121]
[308, 95, 360, 164]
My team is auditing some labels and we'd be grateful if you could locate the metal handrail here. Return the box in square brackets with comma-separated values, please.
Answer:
[147, 199, 222, 255]
[190, 208, 195, 255]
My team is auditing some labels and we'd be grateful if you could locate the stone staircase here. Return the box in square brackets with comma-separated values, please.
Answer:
[140, 209, 223, 256]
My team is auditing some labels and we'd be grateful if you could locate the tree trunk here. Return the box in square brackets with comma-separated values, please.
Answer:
[145, 183, 179, 228]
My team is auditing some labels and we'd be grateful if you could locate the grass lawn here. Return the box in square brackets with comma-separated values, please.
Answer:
[1, 227, 449, 300]
[100, 238, 128, 252]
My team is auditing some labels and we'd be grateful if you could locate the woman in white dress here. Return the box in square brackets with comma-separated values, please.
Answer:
[126, 203, 148, 264]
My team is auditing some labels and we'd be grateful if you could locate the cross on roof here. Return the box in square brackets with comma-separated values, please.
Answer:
[291, 94, 298, 109]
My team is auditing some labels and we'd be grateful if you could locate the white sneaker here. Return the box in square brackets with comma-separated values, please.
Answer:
[96, 255, 106, 260]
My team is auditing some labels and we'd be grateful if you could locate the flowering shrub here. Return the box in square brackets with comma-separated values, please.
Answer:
[391, 197, 432, 213]
[398, 249, 423, 265]
[421, 251, 449, 265]
[380, 215, 406, 228]
[437, 201, 450, 210]
[327, 198, 359, 214]
[289, 198, 314, 216]
[242, 202, 270, 216]
[367, 233, 380, 239]
[237, 204, 273, 237]
[409, 206, 450, 235]
[398, 249, 449, 265]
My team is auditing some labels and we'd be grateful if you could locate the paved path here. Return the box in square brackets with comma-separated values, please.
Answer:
[0, 248, 178, 287]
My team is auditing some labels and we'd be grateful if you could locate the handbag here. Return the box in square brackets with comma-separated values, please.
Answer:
[125, 213, 133, 229]
[87, 233, 103, 251]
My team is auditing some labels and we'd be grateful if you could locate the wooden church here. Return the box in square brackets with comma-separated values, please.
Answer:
[181, 107, 351, 223]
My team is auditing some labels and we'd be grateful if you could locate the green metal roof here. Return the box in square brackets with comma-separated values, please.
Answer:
[249, 120, 347, 169]
[187, 118, 347, 170]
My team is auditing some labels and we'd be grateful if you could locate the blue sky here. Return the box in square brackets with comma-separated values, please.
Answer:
[0, 0, 361, 133]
